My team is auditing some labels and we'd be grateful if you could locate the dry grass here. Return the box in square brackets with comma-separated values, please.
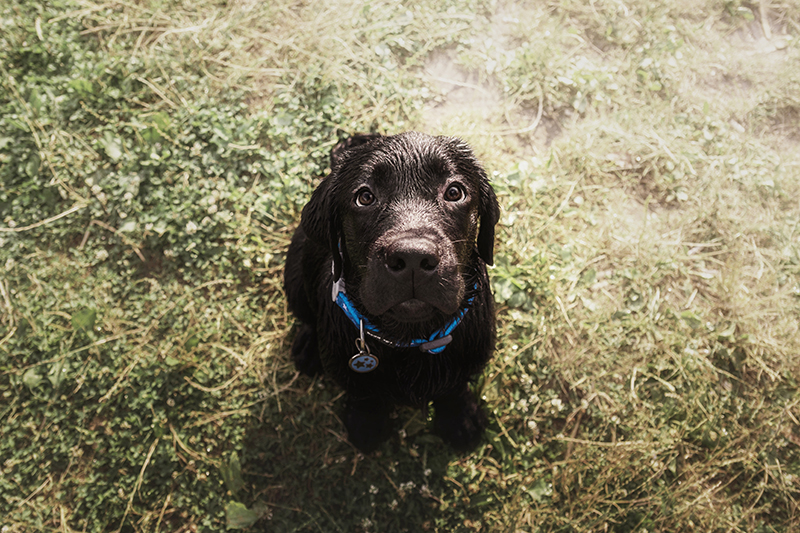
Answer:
[1, 0, 799, 531]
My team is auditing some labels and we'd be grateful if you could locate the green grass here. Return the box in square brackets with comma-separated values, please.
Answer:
[1, 0, 799, 531]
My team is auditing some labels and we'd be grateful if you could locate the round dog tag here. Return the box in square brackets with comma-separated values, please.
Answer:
[349, 353, 379, 373]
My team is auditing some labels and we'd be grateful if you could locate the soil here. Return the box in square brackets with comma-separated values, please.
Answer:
[420, 1, 797, 151]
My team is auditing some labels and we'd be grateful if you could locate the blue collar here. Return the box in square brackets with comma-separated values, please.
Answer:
[331, 266, 474, 355]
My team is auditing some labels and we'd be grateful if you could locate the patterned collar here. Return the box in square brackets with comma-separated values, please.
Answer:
[331, 263, 475, 355]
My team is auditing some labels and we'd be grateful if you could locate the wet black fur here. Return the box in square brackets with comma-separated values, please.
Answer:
[283, 132, 500, 452]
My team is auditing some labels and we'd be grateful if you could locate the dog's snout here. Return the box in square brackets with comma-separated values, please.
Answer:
[385, 240, 440, 279]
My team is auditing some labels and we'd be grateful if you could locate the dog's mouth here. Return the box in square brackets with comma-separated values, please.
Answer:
[385, 298, 437, 322]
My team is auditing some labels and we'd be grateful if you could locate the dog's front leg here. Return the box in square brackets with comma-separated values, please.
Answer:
[433, 384, 487, 452]
[344, 394, 392, 453]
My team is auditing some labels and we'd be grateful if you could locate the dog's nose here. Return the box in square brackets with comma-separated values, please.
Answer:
[385, 240, 440, 280]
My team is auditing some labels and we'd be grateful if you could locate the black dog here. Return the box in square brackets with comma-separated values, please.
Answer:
[284, 132, 499, 452]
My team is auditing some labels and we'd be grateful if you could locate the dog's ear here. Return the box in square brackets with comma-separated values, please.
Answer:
[303, 135, 382, 281]
[476, 169, 500, 266]
[440, 136, 500, 265]
[300, 176, 343, 280]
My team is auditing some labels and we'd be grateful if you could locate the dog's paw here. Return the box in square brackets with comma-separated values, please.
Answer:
[291, 323, 322, 376]
[433, 389, 488, 452]
[344, 401, 391, 453]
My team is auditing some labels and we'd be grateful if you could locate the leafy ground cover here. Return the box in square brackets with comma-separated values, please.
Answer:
[1, 0, 799, 531]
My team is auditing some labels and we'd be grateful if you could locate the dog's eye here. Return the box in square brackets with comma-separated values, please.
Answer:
[355, 188, 376, 207]
[444, 184, 465, 202]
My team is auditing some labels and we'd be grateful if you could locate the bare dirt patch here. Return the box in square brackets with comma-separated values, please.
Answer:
[422, 49, 503, 132]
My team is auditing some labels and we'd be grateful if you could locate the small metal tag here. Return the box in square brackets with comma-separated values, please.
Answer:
[349, 319, 379, 373]
[349, 352, 379, 373]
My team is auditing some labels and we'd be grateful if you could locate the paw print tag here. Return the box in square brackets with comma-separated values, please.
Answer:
[349, 320, 379, 373]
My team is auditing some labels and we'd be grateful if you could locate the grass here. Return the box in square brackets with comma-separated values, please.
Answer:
[1, 0, 799, 531]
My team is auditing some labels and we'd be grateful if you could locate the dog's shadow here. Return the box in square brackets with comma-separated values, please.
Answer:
[239, 371, 482, 531]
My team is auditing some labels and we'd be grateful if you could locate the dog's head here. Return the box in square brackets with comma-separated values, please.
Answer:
[301, 132, 499, 335]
